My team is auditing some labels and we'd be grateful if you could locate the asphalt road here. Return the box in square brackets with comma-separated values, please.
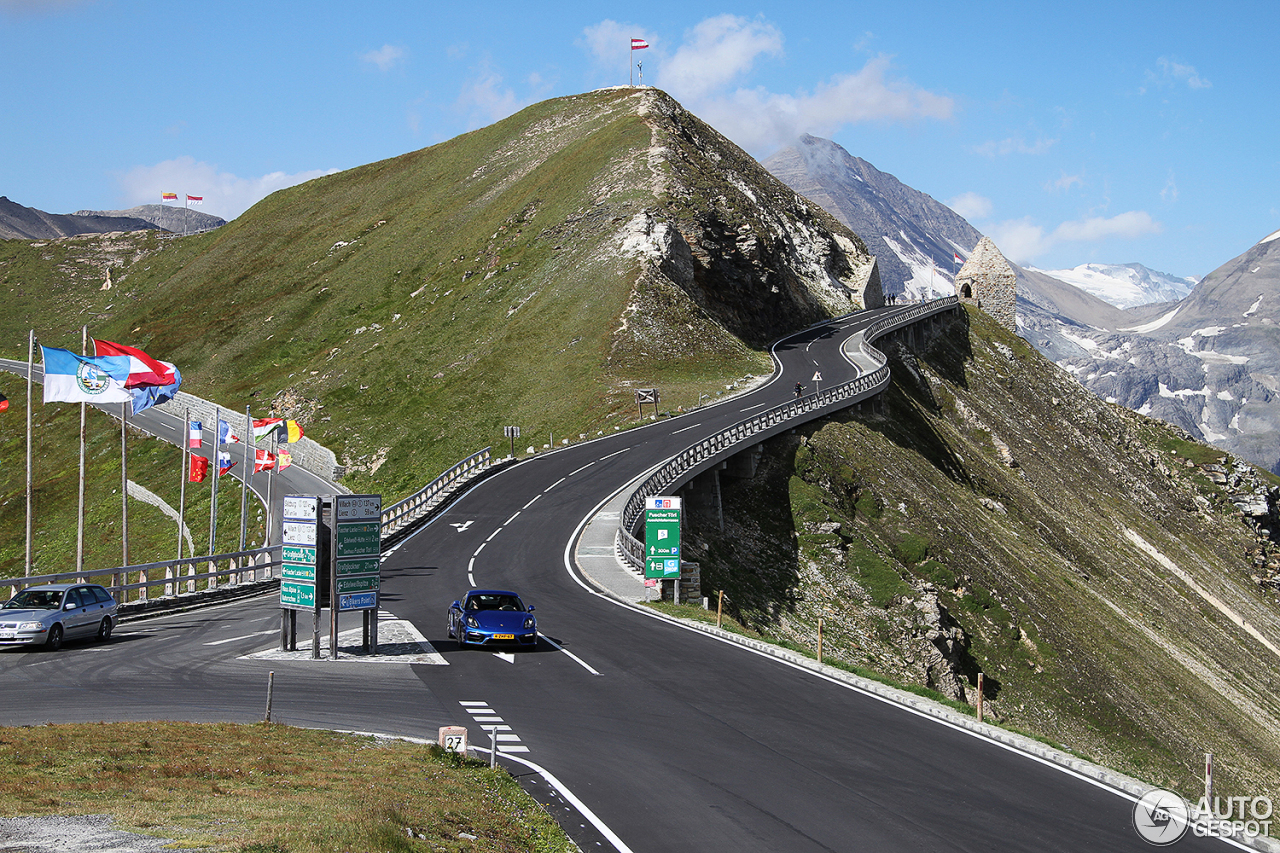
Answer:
[0, 309, 1233, 851]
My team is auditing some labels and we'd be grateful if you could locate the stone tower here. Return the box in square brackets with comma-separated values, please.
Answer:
[954, 237, 1016, 332]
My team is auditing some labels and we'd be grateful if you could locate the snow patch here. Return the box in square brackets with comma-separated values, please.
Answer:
[1120, 305, 1180, 333]
[1244, 295, 1264, 317]
[1159, 382, 1210, 400]
[1261, 229, 1280, 244]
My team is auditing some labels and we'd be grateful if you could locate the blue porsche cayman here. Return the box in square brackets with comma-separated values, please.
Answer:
[447, 589, 537, 649]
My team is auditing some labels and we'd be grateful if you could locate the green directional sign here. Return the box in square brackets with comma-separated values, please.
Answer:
[282, 563, 316, 582]
[283, 544, 316, 565]
[336, 557, 380, 577]
[335, 521, 380, 557]
[336, 575, 380, 594]
[280, 580, 316, 609]
[644, 496, 682, 579]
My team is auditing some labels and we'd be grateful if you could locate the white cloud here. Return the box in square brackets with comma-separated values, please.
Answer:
[988, 211, 1162, 264]
[1161, 170, 1179, 203]
[361, 44, 406, 72]
[582, 14, 952, 155]
[947, 192, 992, 221]
[117, 156, 339, 220]
[662, 14, 783, 102]
[1142, 57, 1211, 93]
[1047, 172, 1082, 193]
[454, 60, 525, 129]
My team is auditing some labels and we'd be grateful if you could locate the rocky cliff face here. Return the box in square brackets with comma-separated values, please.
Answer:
[0, 196, 158, 240]
[688, 304, 1280, 800]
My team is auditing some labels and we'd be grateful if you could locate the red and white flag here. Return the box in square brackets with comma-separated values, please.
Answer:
[189, 421, 203, 448]
[631, 38, 648, 50]
[186, 194, 203, 205]
[954, 252, 963, 263]
[253, 448, 276, 473]
[161, 192, 178, 202]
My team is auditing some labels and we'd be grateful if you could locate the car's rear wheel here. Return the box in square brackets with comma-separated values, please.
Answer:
[96, 617, 113, 642]
[44, 624, 63, 652]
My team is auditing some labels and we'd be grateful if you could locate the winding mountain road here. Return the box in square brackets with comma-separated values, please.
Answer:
[1, 306, 1230, 851]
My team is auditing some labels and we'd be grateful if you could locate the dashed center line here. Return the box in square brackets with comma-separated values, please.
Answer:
[672, 422, 703, 434]
[569, 460, 596, 476]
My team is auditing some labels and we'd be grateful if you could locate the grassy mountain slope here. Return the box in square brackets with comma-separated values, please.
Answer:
[1, 88, 874, 502]
[0, 87, 875, 575]
[688, 304, 1280, 800]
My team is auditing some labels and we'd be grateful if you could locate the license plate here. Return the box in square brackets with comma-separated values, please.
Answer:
[0, 631, 15, 640]
[492, 633, 514, 640]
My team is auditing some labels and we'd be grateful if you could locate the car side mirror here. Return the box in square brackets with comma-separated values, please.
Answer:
[451, 601, 461, 610]
[526, 605, 535, 612]
[64, 602, 77, 610]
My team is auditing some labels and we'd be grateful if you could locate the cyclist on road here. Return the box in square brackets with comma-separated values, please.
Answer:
[793, 382, 804, 398]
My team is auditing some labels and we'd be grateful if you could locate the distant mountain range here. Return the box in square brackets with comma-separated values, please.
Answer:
[767, 135, 1280, 474]
[0, 196, 225, 240]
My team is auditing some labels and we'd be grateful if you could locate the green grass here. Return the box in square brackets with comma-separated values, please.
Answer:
[0, 721, 572, 852]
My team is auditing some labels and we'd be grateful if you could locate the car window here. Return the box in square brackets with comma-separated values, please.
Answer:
[65, 588, 87, 608]
[464, 594, 524, 612]
[4, 589, 62, 610]
[90, 586, 113, 604]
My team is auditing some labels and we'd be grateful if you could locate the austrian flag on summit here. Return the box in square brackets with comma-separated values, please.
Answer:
[631, 38, 648, 50]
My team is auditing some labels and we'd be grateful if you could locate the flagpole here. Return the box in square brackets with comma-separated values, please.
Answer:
[266, 431, 277, 549]
[629, 38, 632, 86]
[118, 402, 129, 597]
[209, 407, 220, 557]
[77, 326, 87, 579]
[177, 406, 189, 562]
[240, 406, 251, 556]
[25, 329, 34, 577]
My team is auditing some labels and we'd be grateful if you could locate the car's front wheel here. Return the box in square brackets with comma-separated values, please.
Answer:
[96, 617, 113, 642]
[44, 624, 63, 652]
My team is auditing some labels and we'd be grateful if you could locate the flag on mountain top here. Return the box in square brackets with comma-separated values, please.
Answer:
[186, 195, 202, 204]
[189, 421, 203, 448]
[631, 38, 648, 49]
[253, 448, 276, 473]
[92, 339, 177, 388]
[217, 451, 235, 476]
[162, 192, 178, 202]
[40, 346, 133, 405]
[0, 391, 7, 413]
[218, 419, 241, 445]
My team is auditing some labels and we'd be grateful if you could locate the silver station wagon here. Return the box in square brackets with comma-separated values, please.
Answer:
[0, 583, 118, 651]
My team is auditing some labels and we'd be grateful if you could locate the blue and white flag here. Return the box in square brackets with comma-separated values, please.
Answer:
[40, 346, 132, 405]
[218, 418, 242, 445]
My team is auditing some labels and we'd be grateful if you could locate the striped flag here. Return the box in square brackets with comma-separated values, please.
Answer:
[218, 419, 241, 445]
[217, 451, 236, 476]
[631, 38, 648, 50]
[954, 252, 962, 263]
[186, 194, 202, 205]
[162, 192, 178, 202]
[189, 421, 203, 448]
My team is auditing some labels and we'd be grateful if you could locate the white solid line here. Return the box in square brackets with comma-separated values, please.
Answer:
[478, 749, 636, 853]
[569, 461, 596, 476]
[671, 422, 702, 434]
[496, 734, 522, 742]
[498, 745, 530, 753]
[739, 402, 767, 411]
[504, 511, 520, 525]
[458, 701, 488, 706]
[203, 629, 277, 646]
[471, 716, 504, 722]
[522, 494, 542, 509]
[539, 633, 601, 676]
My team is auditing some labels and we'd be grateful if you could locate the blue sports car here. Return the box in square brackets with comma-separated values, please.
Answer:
[447, 589, 537, 649]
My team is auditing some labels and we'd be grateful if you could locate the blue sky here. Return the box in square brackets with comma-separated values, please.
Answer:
[2, 0, 1276, 279]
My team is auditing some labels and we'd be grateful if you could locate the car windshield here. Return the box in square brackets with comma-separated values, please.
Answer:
[464, 594, 524, 612]
[3, 589, 63, 610]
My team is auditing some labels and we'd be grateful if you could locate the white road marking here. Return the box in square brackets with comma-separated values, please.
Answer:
[569, 460, 596, 476]
[539, 633, 601, 676]
[460, 702, 529, 754]
[486, 528, 501, 542]
[450, 520, 474, 533]
[600, 447, 630, 461]
[203, 629, 277, 646]
[671, 422, 702, 434]
[522, 494, 542, 509]
[546, 477, 566, 490]
[473, 542, 486, 556]
[739, 402, 767, 411]
[467, 557, 476, 588]
[504, 511, 520, 525]
[493, 652, 516, 663]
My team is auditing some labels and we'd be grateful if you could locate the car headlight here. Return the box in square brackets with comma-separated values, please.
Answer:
[523, 617, 535, 630]
[17, 622, 45, 631]
[465, 616, 479, 628]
